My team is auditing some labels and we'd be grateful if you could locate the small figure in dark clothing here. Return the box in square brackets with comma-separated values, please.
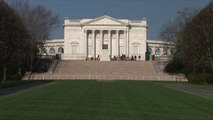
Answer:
[131, 56, 134, 60]
[113, 55, 117, 60]
[152, 55, 155, 60]
[97, 55, 100, 60]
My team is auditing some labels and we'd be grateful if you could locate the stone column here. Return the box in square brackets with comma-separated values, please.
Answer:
[84, 30, 88, 58]
[108, 30, 111, 58]
[100, 30, 103, 50]
[96, 30, 100, 58]
[127, 28, 129, 57]
[124, 30, 127, 55]
[111, 31, 116, 57]
[92, 30, 96, 58]
[99, 30, 103, 59]
[117, 30, 120, 56]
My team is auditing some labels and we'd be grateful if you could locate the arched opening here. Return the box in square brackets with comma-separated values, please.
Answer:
[148, 47, 152, 54]
[50, 47, 55, 54]
[163, 47, 168, 55]
[42, 48, 47, 54]
[155, 48, 161, 55]
[58, 47, 64, 54]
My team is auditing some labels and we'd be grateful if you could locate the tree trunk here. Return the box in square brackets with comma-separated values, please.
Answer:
[2, 66, 7, 83]
[211, 60, 213, 73]
[18, 66, 21, 78]
[28, 72, 32, 80]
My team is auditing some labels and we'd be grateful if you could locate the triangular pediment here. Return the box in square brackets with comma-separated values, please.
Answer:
[82, 15, 128, 26]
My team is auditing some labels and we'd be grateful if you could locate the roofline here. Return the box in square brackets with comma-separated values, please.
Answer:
[45, 39, 64, 43]
[81, 15, 129, 26]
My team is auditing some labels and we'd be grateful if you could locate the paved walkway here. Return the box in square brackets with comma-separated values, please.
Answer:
[0, 81, 54, 97]
[160, 82, 213, 100]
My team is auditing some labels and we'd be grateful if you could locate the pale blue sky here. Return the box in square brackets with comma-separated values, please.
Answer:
[28, 0, 210, 40]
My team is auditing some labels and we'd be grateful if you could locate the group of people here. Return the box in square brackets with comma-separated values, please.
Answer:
[86, 55, 100, 60]
[86, 54, 141, 61]
[111, 54, 141, 61]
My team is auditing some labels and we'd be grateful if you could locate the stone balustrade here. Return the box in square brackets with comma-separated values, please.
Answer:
[26, 74, 187, 81]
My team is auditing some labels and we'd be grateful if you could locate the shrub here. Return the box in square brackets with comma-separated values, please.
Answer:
[164, 57, 184, 73]
[187, 73, 213, 84]
[33, 58, 53, 73]
[205, 73, 213, 84]
[187, 73, 204, 84]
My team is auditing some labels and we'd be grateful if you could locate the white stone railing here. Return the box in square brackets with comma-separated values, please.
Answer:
[26, 74, 188, 82]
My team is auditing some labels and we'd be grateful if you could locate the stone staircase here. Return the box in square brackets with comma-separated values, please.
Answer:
[27, 60, 187, 81]
[54, 60, 157, 76]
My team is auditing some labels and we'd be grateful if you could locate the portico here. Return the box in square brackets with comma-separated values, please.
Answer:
[84, 29, 128, 60]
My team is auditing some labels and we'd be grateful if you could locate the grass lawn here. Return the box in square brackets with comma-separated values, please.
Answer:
[0, 80, 213, 120]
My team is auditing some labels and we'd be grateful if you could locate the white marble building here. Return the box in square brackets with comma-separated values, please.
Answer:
[64, 15, 147, 61]
[42, 15, 174, 61]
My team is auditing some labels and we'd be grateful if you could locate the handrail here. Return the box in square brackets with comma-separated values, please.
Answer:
[52, 60, 60, 73]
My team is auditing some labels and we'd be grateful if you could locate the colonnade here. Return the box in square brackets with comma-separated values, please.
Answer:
[84, 29, 129, 59]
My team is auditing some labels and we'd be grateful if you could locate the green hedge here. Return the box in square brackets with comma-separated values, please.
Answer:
[164, 58, 184, 73]
[187, 73, 213, 84]
[205, 74, 213, 84]
[187, 73, 204, 84]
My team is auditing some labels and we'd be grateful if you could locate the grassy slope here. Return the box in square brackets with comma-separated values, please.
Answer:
[0, 81, 212, 120]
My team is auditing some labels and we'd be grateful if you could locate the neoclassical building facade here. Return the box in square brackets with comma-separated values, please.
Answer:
[41, 15, 174, 61]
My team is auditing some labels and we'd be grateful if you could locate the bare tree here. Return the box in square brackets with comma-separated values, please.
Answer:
[164, 2, 213, 80]
[8, 0, 60, 73]
[161, 8, 200, 73]
[160, 8, 199, 42]
[0, 1, 30, 82]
